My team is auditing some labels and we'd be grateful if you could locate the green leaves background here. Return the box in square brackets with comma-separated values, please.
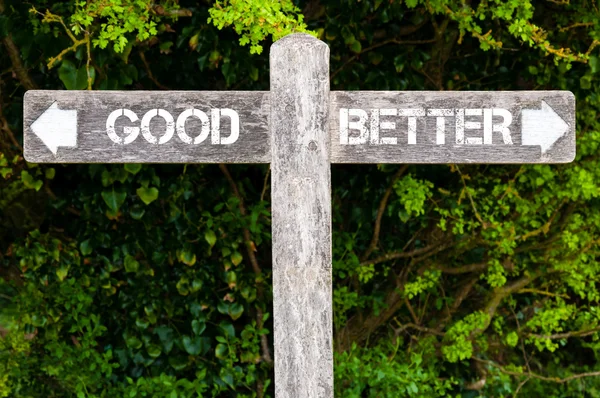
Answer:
[1, 0, 600, 397]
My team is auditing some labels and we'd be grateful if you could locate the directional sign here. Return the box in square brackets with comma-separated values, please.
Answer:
[24, 90, 270, 163]
[330, 91, 575, 163]
[25, 90, 574, 165]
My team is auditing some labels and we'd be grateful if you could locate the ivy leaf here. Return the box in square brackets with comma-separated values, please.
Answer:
[231, 251, 243, 266]
[182, 335, 202, 355]
[124, 164, 142, 174]
[177, 249, 196, 266]
[217, 301, 229, 315]
[228, 303, 244, 320]
[146, 344, 162, 358]
[56, 265, 69, 282]
[124, 255, 139, 273]
[125, 335, 143, 350]
[136, 187, 159, 205]
[192, 320, 206, 335]
[154, 326, 174, 353]
[215, 343, 228, 359]
[80, 239, 92, 256]
[58, 60, 78, 90]
[58, 60, 96, 90]
[168, 356, 189, 371]
[205, 230, 217, 248]
[21, 170, 43, 191]
[101, 190, 126, 212]
[350, 40, 362, 54]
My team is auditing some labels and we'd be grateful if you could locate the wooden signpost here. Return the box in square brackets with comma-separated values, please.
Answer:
[23, 33, 576, 397]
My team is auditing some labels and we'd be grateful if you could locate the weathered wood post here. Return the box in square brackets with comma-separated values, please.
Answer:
[270, 34, 333, 397]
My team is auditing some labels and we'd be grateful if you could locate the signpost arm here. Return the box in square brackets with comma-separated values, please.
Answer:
[270, 34, 333, 397]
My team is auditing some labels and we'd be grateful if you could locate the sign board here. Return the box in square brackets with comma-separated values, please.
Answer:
[24, 90, 270, 163]
[24, 90, 574, 164]
[331, 91, 575, 163]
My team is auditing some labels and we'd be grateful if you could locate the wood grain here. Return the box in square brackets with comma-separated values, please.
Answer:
[24, 90, 575, 164]
[24, 90, 270, 163]
[270, 34, 333, 398]
[330, 91, 575, 163]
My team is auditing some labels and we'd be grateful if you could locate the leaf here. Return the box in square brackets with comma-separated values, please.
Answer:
[136, 187, 159, 205]
[228, 303, 244, 320]
[182, 335, 202, 355]
[101, 190, 127, 212]
[21, 170, 43, 191]
[590, 56, 599, 74]
[190, 279, 203, 292]
[231, 251, 243, 266]
[125, 335, 143, 350]
[192, 320, 206, 335]
[215, 343, 228, 359]
[58, 60, 96, 90]
[350, 40, 362, 54]
[58, 60, 78, 90]
[205, 230, 217, 248]
[226, 271, 237, 289]
[80, 239, 93, 256]
[130, 205, 145, 220]
[178, 249, 196, 266]
[124, 164, 142, 175]
[146, 344, 162, 358]
[124, 255, 139, 273]
[217, 301, 229, 315]
[56, 266, 69, 282]
[168, 355, 189, 371]
[176, 277, 190, 295]
[154, 326, 175, 353]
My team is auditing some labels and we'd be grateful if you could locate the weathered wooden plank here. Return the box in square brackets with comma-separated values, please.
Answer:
[270, 34, 333, 398]
[25, 90, 576, 165]
[330, 91, 576, 163]
[23, 90, 270, 163]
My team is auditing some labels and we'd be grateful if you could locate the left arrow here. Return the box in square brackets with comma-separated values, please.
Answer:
[30, 102, 77, 155]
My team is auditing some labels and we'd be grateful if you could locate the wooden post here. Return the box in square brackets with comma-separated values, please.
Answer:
[270, 34, 333, 397]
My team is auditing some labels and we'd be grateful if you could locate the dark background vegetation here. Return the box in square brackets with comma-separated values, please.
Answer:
[1, 0, 600, 396]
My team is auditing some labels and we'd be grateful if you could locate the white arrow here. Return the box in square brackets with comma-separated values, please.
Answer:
[521, 100, 569, 154]
[30, 102, 77, 155]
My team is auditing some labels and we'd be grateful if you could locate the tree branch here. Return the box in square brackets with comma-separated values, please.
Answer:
[139, 51, 170, 90]
[0, 0, 37, 90]
[362, 165, 409, 261]
[438, 262, 488, 274]
[473, 357, 600, 384]
[331, 38, 436, 80]
[359, 240, 444, 267]
[393, 319, 445, 337]
[527, 326, 600, 340]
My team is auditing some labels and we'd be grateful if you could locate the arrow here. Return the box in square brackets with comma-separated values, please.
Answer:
[521, 100, 569, 154]
[30, 102, 77, 155]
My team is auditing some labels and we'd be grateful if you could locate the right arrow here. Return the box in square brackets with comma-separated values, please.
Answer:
[521, 100, 569, 154]
[30, 101, 77, 155]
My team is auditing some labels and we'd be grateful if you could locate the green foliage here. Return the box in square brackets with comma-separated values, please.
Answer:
[208, 0, 314, 54]
[2, 0, 600, 396]
[442, 312, 489, 363]
[335, 340, 456, 396]
[70, 0, 163, 52]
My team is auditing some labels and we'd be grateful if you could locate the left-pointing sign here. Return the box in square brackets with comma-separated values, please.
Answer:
[30, 102, 78, 155]
[24, 90, 270, 163]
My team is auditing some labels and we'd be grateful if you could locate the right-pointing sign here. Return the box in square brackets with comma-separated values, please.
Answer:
[330, 91, 575, 164]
